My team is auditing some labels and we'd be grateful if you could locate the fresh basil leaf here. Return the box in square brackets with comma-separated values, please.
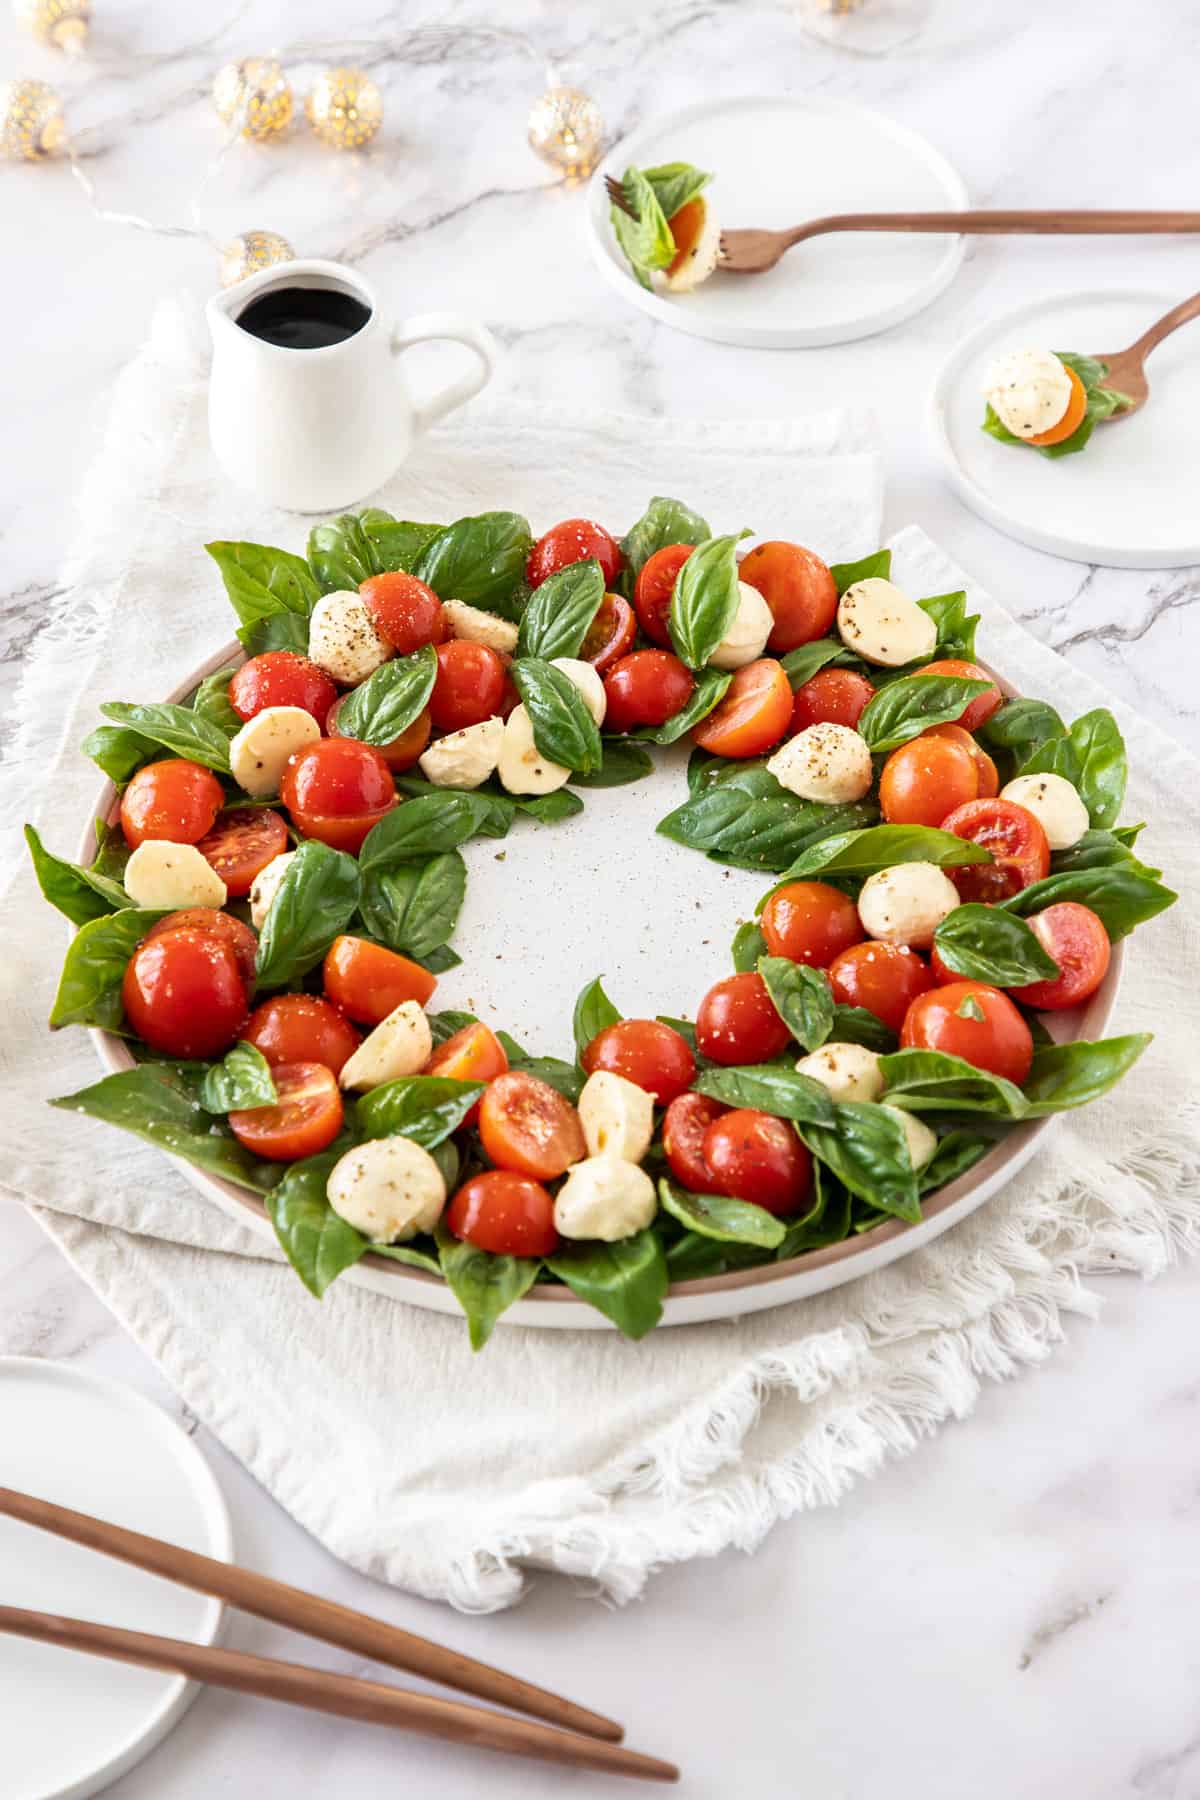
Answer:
[237, 612, 310, 657]
[26, 823, 128, 926]
[777, 822, 991, 883]
[775, 1163, 853, 1257]
[413, 511, 532, 618]
[51, 1064, 279, 1194]
[779, 638, 860, 690]
[373, 1239, 443, 1275]
[979, 697, 1065, 760]
[545, 1229, 668, 1337]
[830, 1006, 898, 1054]
[570, 741, 655, 787]
[878, 1048, 1028, 1117]
[758, 956, 835, 1053]
[307, 514, 377, 592]
[956, 993, 986, 1022]
[89, 819, 131, 883]
[658, 1177, 785, 1250]
[511, 658, 602, 774]
[660, 783, 877, 875]
[435, 1225, 540, 1350]
[428, 1009, 480, 1046]
[199, 1041, 278, 1113]
[919, 590, 979, 661]
[573, 976, 621, 1060]
[610, 167, 676, 289]
[731, 921, 768, 972]
[360, 794, 511, 870]
[694, 1063, 834, 1125]
[517, 559, 605, 660]
[918, 1129, 993, 1194]
[796, 1102, 921, 1223]
[81, 725, 160, 785]
[511, 789, 585, 823]
[931, 904, 1059, 986]
[620, 495, 709, 577]
[505, 1053, 585, 1103]
[1050, 829, 1158, 876]
[632, 667, 731, 745]
[419, 944, 462, 975]
[254, 840, 361, 989]
[429, 1138, 460, 1192]
[359, 851, 466, 959]
[206, 540, 320, 623]
[644, 160, 711, 222]
[359, 509, 442, 574]
[668, 533, 747, 670]
[857, 674, 993, 753]
[1068, 708, 1127, 828]
[332, 646, 437, 748]
[190, 667, 244, 735]
[50, 908, 163, 1030]
[665, 1230, 727, 1279]
[358, 1076, 485, 1147]
[267, 1150, 367, 1296]
[829, 549, 891, 595]
[1001, 865, 1177, 940]
[1021, 1033, 1152, 1115]
[98, 703, 232, 774]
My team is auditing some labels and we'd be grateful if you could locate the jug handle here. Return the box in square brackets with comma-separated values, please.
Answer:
[391, 314, 498, 433]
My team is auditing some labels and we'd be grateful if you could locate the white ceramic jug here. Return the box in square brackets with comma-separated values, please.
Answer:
[207, 259, 497, 512]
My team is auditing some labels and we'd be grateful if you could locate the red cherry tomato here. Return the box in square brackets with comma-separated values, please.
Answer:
[1010, 903, 1111, 1011]
[695, 972, 792, 1066]
[691, 659, 793, 759]
[581, 1019, 696, 1106]
[789, 667, 874, 733]
[121, 928, 248, 1058]
[760, 881, 863, 968]
[878, 735, 980, 828]
[429, 640, 507, 732]
[901, 980, 1034, 1085]
[358, 572, 446, 654]
[326, 695, 432, 773]
[827, 941, 933, 1034]
[119, 759, 224, 851]
[922, 723, 999, 799]
[738, 542, 838, 653]
[602, 650, 694, 733]
[280, 737, 397, 855]
[194, 808, 288, 897]
[941, 798, 1050, 903]
[446, 1170, 559, 1257]
[228, 653, 338, 730]
[322, 935, 436, 1025]
[920, 659, 1003, 734]
[633, 544, 693, 646]
[526, 519, 622, 589]
[425, 1021, 509, 1126]
[228, 1061, 344, 1163]
[702, 1109, 813, 1216]
[579, 593, 637, 674]
[243, 994, 360, 1076]
[478, 1071, 587, 1180]
[143, 909, 258, 993]
[662, 1093, 727, 1193]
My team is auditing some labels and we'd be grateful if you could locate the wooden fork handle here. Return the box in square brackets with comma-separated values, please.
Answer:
[790, 209, 1200, 243]
[1124, 288, 1200, 360]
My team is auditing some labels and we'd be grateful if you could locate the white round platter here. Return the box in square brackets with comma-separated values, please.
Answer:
[586, 95, 967, 348]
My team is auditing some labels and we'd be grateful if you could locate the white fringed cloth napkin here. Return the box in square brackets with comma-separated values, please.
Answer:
[2, 300, 1197, 1611]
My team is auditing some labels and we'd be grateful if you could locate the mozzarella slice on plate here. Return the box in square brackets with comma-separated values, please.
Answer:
[229, 705, 320, 798]
[418, 717, 504, 790]
[124, 840, 227, 911]
[338, 1000, 434, 1092]
[768, 722, 873, 804]
[882, 1104, 938, 1172]
[308, 591, 392, 685]
[708, 581, 773, 671]
[837, 578, 937, 668]
[999, 772, 1089, 850]
[553, 1156, 657, 1242]
[249, 851, 294, 930]
[442, 599, 519, 655]
[660, 196, 721, 293]
[795, 1043, 884, 1104]
[327, 1136, 447, 1243]
[549, 657, 607, 726]
[578, 1071, 654, 1163]
[982, 348, 1073, 440]
[497, 704, 571, 796]
[857, 862, 960, 948]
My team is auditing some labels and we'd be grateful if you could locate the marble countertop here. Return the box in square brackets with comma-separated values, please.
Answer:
[3, 0, 1200, 1794]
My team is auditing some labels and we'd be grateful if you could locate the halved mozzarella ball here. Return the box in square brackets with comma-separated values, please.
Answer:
[553, 1156, 657, 1242]
[999, 772, 1089, 850]
[338, 1000, 433, 1092]
[767, 722, 873, 804]
[708, 582, 774, 671]
[327, 1136, 446, 1243]
[443, 599, 519, 655]
[307, 590, 392, 685]
[882, 1104, 937, 1173]
[497, 703, 571, 796]
[660, 197, 721, 293]
[795, 1043, 884, 1104]
[578, 1071, 654, 1163]
[229, 705, 320, 798]
[857, 862, 960, 948]
[418, 717, 504, 790]
[249, 850, 294, 930]
[549, 657, 607, 726]
[837, 578, 937, 668]
[982, 348, 1073, 440]
[124, 840, 227, 911]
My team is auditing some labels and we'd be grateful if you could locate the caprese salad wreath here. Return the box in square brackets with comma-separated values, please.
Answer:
[28, 500, 1177, 1346]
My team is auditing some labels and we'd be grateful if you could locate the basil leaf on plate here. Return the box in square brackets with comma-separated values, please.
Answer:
[199, 1041, 278, 1113]
[359, 508, 442, 574]
[829, 549, 891, 595]
[254, 840, 361, 989]
[570, 741, 655, 787]
[830, 1006, 898, 1054]
[266, 1151, 368, 1297]
[776, 822, 992, 883]
[1050, 829, 1159, 876]
[51, 1064, 279, 1194]
[437, 1228, 541, 1350]
[658, 1177, 786, 1250]
[98, 702, 233, 774]
[81, 724, 160, 786]
[731, 920, 768, 972]
[620, 495, 710, 577]
[795, 1102, 921, 1224]
[1019, 707, 1127, 829]
[694, 1063, 834, 1125]
[413, 511, 532, 618]
[774, 1164, 853, 1257]
[919, 590, 980, 661]
[236, 612, 310, 657]
[1001, 865, 1176, 939]
[857, 674, 993, 753]
[877, 1048, 1029, 1117]
[758, 956, 835, 1053]
[333, 646, 438, 748]
[360, 794, 511, 870]
[665, 1231, 726, 1280]
[978, 697, 1065, 760]
[359, 851, 467, 960]
[428, 1009, 480, 1045]
[918, 1129, 993, 1194]
[1020, 1033, 1152, 1115]
[659, 782, 877, 875]
[372, 1239, 443, 1276]
[190, 666, 244, 735]
[516, 559, 605, 660]
[419, 944, 462, 974]
[609, 167, 676, 290]
[931, 904, 1060, 986]
[545, 1229, 668, 1338]
[306, 513, 378, 592]
[573, 975, 621, 1060]
[779, 638, 860, 691]
[206, 540, 321, 623]
[511, 789, 585, 823]
[633, 667, 731, 744]
[26, 823, 129, 926]
[668, 532, 747, 669]
[504, 1053, 585, 1103]
[644, 160, 711, 222]
[358, 1076, 485, 1147]
[511, 658, 603, 774]
[50, 908, 164, 1031]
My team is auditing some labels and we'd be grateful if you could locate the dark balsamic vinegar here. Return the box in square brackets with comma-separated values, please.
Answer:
[235, 286, 372, 350]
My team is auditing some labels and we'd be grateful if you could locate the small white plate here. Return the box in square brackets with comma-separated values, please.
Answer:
[0, 1359, 232, 1800]
[587, 96, 967, 348]
[932, 288, 1200, 567]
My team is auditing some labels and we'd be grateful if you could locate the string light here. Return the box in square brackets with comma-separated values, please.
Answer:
[527, 85, 604, 180]
[0, 78, 65, 159]
[212, 56, 293, 141]
[305, 66, 383, 150]
[219, 229, 296, 288]
[12, 0, 90, 54]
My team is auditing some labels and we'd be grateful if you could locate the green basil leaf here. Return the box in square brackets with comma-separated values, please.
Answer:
[1050, 829, 1159, 876]
[795, 1102, 921, 1223]
[419, 944, 462, 975]
[573, 976, 621, 1060]
[81, 725, 160, 786]
[372, 1239, 443, 1275]
[190, 666, 244, 735]
[956, 994, 986, 1022]
[620, 495, 709, 577]
[358, 1076, 485, 1147]
[829, 549, 891, 595]
[516, 559, 605, 660]
[665, 1231, 727, 1279]
[237, 613, 311, 657]
[878, 1048, 1029, 1117]
[332, 646, 437, 748]
[1021, 1033, 1152, 1115]
[428, 1009, 480, 1046]
[436, 1225, 540, 1350]
[1001, 865, 1177, 940]
[644, 160, 711, 222]
[254, 841, 361, 989]
[668, 533, 747, 669]
[307, 514, 377, 592]
[504, 1054, 584, 1103]
[731, 921, 769, 972]
[758, 956, 835, 1052]
[50, 909, 164, 1030]
[830, 1006, 898, 1054]
[359, 851, 467, 959]
[918, 1129, 993, 1194]
[266, 1151, 367, 1296]
[89, 819, 131, 883]
[777, 822, 992, 883]
[775, 1163, 853, 1257]
[658, 1177, 785, 1250]
[206, 540, 321, 623]
[1066, 708, 1127, 828]
[511, 658, 602, 774]
[511, 789, 585, 823]
[857, 674, 993, 753]
[199, 1041, 278, 1113]
[359, 509, 442, 574]
[979, 697, 1065, 759]
[26, 823, 128, 926]
[919, 590, 979, 661]
[779, 638, 860, 690]
[570, 742, 655, 787]
[359, 794, 511, 870]
[632, 667, 731, 745]
[98, 703, 232, 774]
[660, 783, 877, 875]
[931, 904, 1059, 986]
[413, 511, 533, 618]
[545, 1229, 668, 1338]
[610, 167, 676, 289]
[694, 1063, 835, 1125]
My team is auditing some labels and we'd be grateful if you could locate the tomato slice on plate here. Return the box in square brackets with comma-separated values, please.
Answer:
[941, 798, 1051, 902]
[633, 544, 693, 646]
[921, 723, 999, 799]
[119, 759, 225, 850]
[323, 935, 437, 1025]
[920, 659, 1003, 733]
[144, 908, 258, 992]
[702, 1108, 813, 1216]
[327, 696, 432, 773]
[228, 1060, 344, 1162]
[446, 1170, 559, 1256]
[690, 659, 792, 759]
[526, 518, 623, 589]
[478, 1071, 586, 1180]
[581, 1018, 695, 1106]
[425, 1022, 509, 1125]
[281, 738, 397, 856]
[1010, 902, 1111, 1011]
[359, 572, 446, 654]
[580, 593, 637, 674]
[195, 807, 289, 897]
[243, 994, 361, 1075]
[789, 667, 874, 733]
[662, 1092, 727, 1194]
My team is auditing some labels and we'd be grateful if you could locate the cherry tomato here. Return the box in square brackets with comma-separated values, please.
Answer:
[478, 1071, 587, 1180]
[738, 541, 838, 653]
[878, 735, 979, 828]
[665, 197, 707, 278]
[902, 980, 1034, 1084]
[228, 1061, 344, 1162]
[690, 659, 793, 759]
[280, 737, 397, 855]
[119, 759, 224, 850]
[425, 1021, 509, 1126]
[144, 909, 258, 993]
[327, 695, 432, 773]
[121, 928, 248, 1058]
[919, 659, 1003, 734]
[526, 519, 622, 589]
[941, 798, 1050, 903]
[1029, 366, 1088, 447]
[695, 972, 792, 1066]
[429, 640, 507, 733]
[358, 572, 446, 653]
[243, 994, 360, 1076]
[1010, 903, 1111, 1011]
[760, 881, 863, 968]
[496, 665, 521, 721]
[922, 723, 999, 799]
[633, 544, 693, 646]
[789, 667, 874, 733]
[322, 935, 436, 1025]
[662, 1093, 727, 1193]
[603, 650, 694, 733]
[581, 1019, 696, 1106]
[194, 807, 288, 897]
[228, 652, 337, 730]
[702, 1109, 813, 1216]
[580, 593, 637, 674]
[828, 941, 933, 1034]
[446, 1171, 559, 1257]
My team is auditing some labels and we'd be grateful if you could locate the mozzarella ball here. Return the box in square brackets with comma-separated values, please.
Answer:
[229, 705, 320, 798]
[549, 656, 607, 726]
[442, 599, 519, 655]
[660, 196, 721, 293]
[999, 772, 1089, 850]
[497, 704, 571, 796]
[418, 717, 503, 790]
[327, 1137, 446, 1243]
[553, 1156, 657, 1242]
[307, 591, 392, 685]
[338, 1001, 433, 1092]
[578, 1071, 655, 1164]
[837, 578, 937, 668]
[708, 581, 774, 671]
[249, 851, 294, 930]
[795, 1043, 884, 1104]
[982, 348, 1073, 440]
[857, 862, 960, 948]
[767, 722, 873, 805]
[124, 840, 227, 911]
[881, 1104, 938, 1173]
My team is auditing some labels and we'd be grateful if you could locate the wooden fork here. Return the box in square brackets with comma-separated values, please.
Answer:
[1087, 288, 1200, 421]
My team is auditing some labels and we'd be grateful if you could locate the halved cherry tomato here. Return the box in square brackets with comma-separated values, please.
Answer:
[144, 909, 258, 993]
[280, 737, 397, 855]
[789, 666, 874, 733]
[695, 972, 792, 1066]
[326, 695, 432, 773]
[322, 935, 436, 1025]
[690, 658, 793, 759]
[665, 197, 707, 279]
[1028, 365, 1087, 447]
[738, 541, 838, 653]
[633, 544, 693, 646]
[228, 652, 337, 729]
[760, 881, 863, 968]
[359, 572, 446, 653]
[603, 650, 694, 733]
[901, 980, 1034, 1085]
[919, 659, 1003, 733]
[119, 759, 224, 850]
[702, 1109, 813, 1216]
[828, 941, 933, 1034]
[429, 640, 506, 732]
[878, 735, 979, 828]
[941, 798, 1050, 903]
[243, 994, 360, 1076]
[446, 1171, 559, 1257]
[580, 593, 637, 674]
[478, 1071, 586, 1180]
[581, 1019, 695, 1106]
[425, 1022, 509, 1125]
[228, 1061, 344, 1162]
[1010, 903, 1111, 1011]
[121, 928, 248, 1058]
[526, 519, 622, 589]
[662, 1092, 727, 1194]
[921, 723, 999, 798]
[195, 807, 288, 897]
